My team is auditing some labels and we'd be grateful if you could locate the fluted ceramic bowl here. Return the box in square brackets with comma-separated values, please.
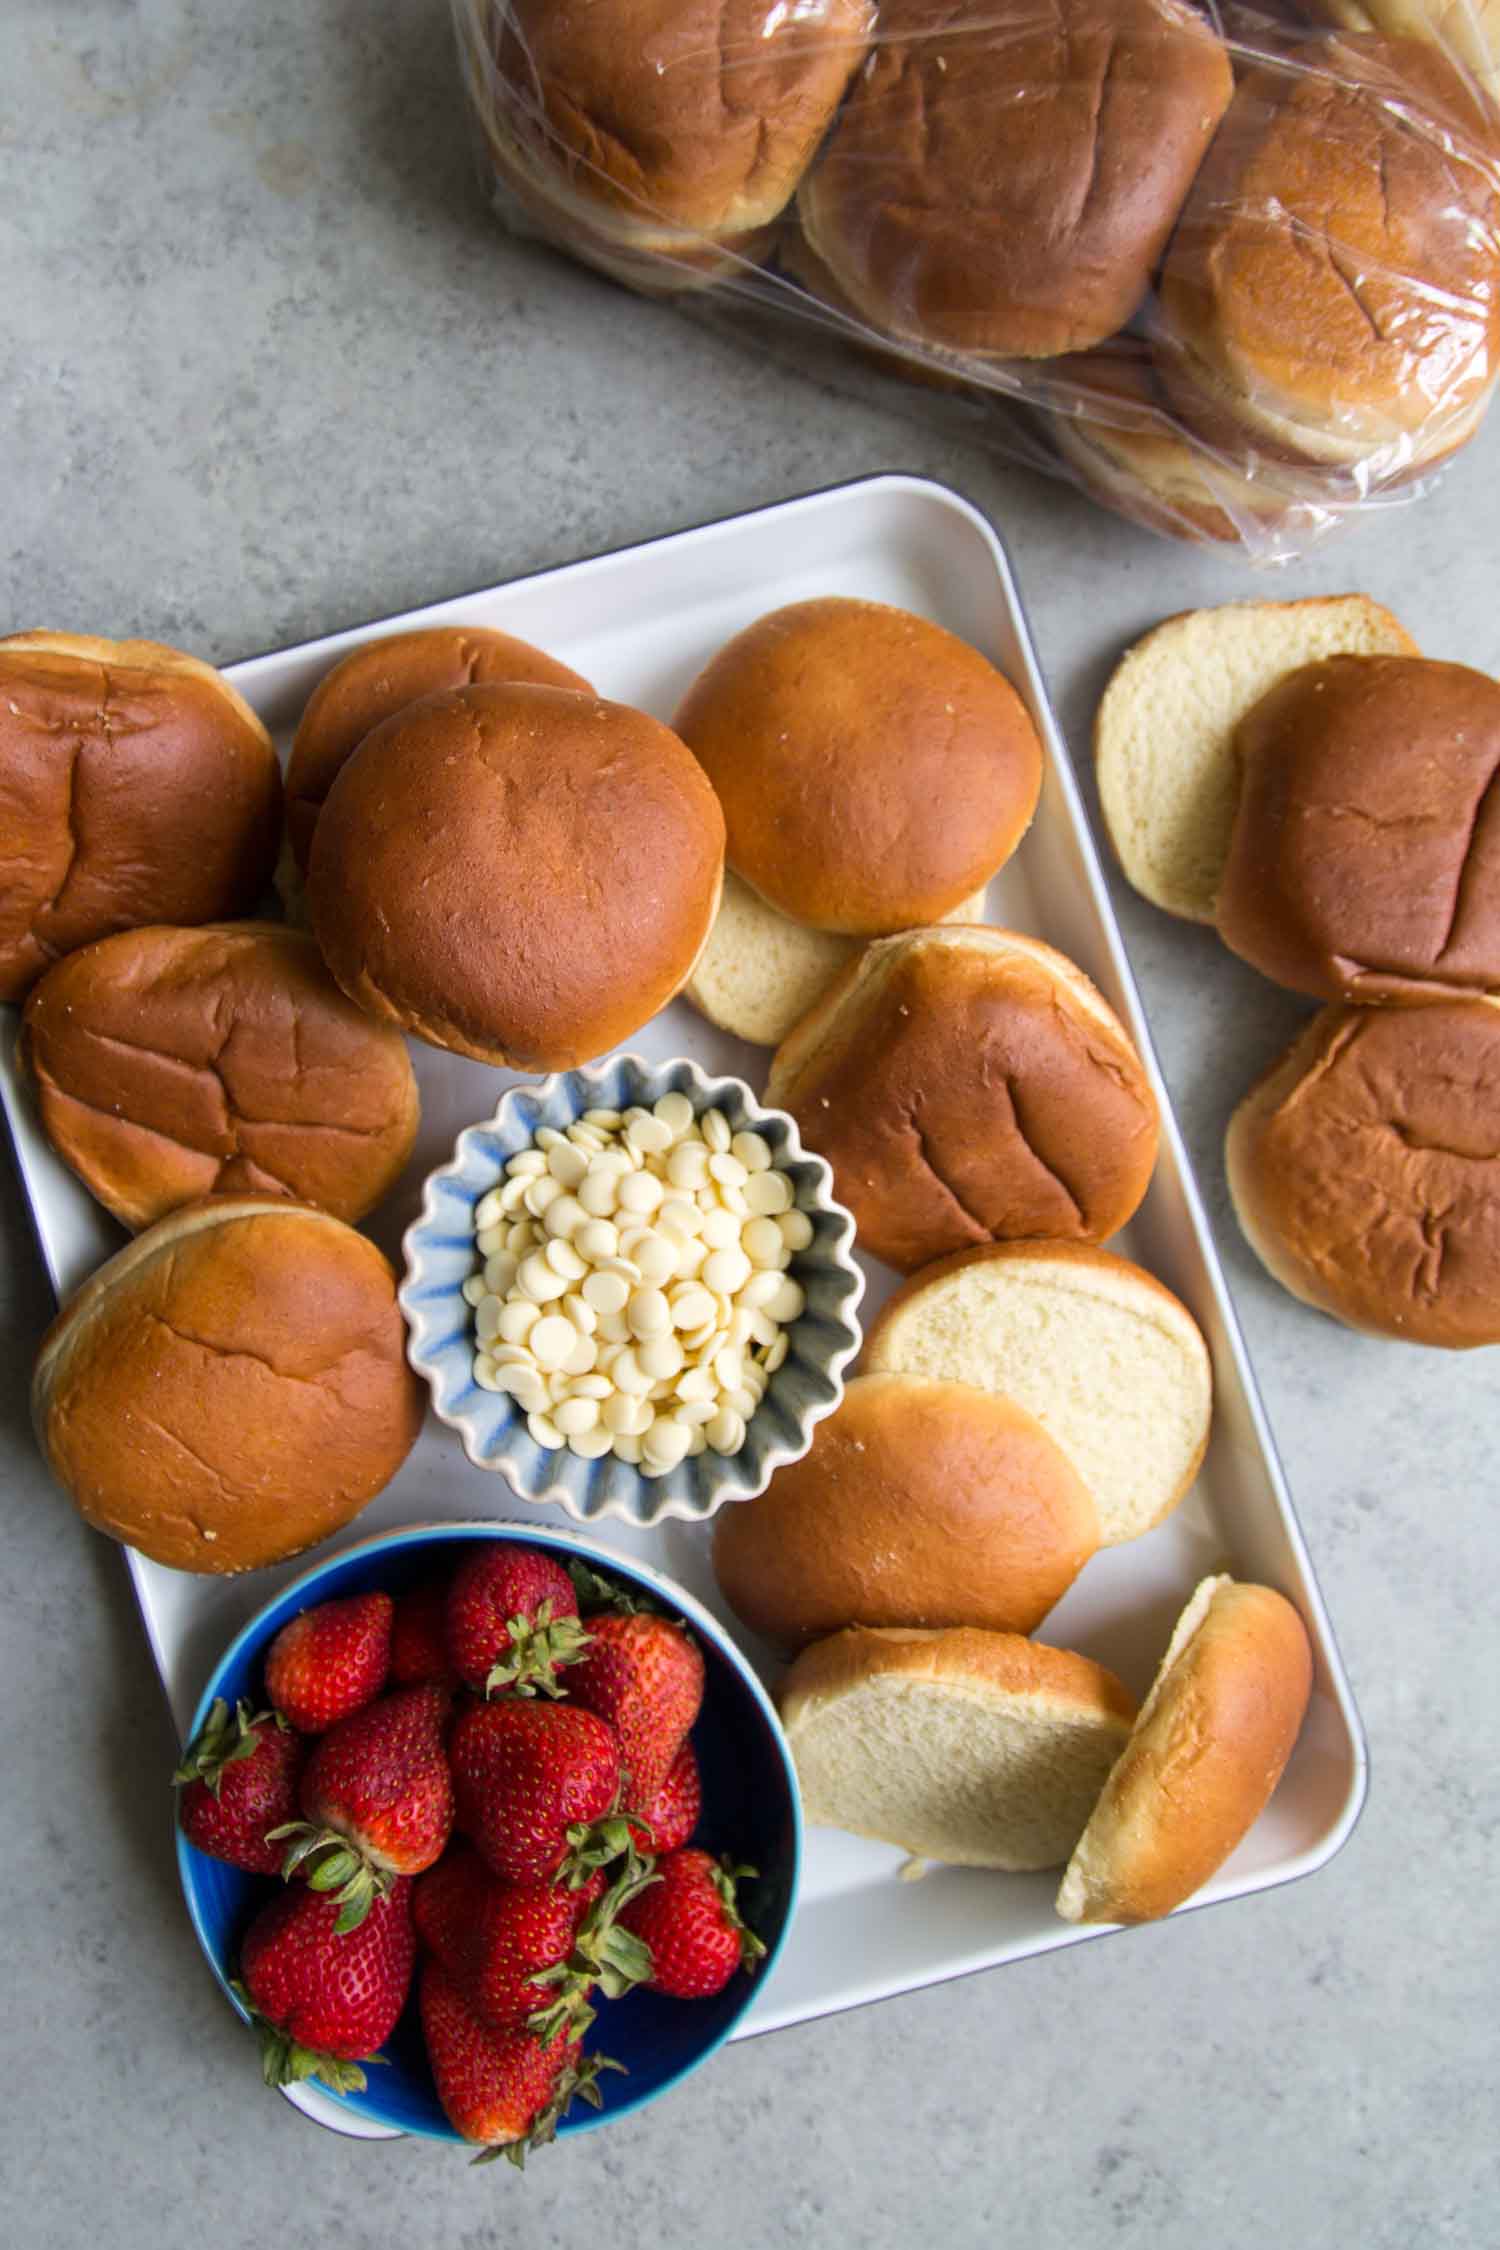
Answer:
[399, 1055, 863, 1528]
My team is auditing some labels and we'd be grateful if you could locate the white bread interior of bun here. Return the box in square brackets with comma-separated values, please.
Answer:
[865, 1243, 1212, 1544]
[1093, 596, 1420, 924]
[0, 630, 274, 751]
[765, 923, 1132, 1110]
[780, 1628, 1135, 1870]
[687, 869, 987, 1048]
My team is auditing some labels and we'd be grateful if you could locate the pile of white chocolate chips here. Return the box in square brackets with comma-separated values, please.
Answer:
[465, 1095, 811, 1472]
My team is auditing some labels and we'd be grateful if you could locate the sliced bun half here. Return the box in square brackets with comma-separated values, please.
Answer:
[864, 1241, 1212, 1544]
[780, 1625, 1137, 1870]
[1057, 1576, 1313, 1924]
[1094, 596, 1420, 923]
[711, 1373, 1100, 1650]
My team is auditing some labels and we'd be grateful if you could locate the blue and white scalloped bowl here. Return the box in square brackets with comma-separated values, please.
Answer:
[399, 1055, 863, 1529]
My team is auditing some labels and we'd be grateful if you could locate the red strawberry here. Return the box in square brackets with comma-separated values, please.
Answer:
[275, 1684, 454, 1928]
[420, 1961, 618, 2166]
[448, 1698, 629, 1886]
[638, 1739, 701, 1855]
[237, 1878, 415, 2093]
[175, 1699, 305, 1876]
[390, 1580, 456, 1687]
[566, 1610, 704, 1812]
[619, 1850, 766, 1999]
[265, 1592, 393, 1734]
[445, 1546, 590, 1697]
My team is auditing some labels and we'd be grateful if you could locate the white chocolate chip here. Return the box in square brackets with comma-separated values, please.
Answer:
[527, 1410, 565, 1450]
[461, 1275, 486, 1307]
[505, 1149, 547, 1177]
[702, 1246, 752, 1297]
[705, 1406, 746, 1455]
[552, 1395, 600, 1437]
[582, 1269, 630, 1317]
[529, 1314, 576, 1371]
[730, 1130, 773, 1172]
[653, 1091, 695, 1137]
[743, 1170, 793, 1217]
[700, 1108, 731, 1154]
[574, 1218, 619, 1263]
[566, 1426, 614, 1460]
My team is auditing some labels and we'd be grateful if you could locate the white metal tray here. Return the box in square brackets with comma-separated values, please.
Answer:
[1, 475, 1366, 2133]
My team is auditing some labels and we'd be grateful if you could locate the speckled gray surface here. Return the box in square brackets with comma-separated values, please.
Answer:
[2, 5, 1497, 2243]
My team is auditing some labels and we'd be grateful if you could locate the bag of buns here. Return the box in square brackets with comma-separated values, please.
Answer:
[451, 0, 1500, 558]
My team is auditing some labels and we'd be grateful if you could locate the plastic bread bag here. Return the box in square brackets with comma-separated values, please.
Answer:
[451, 1, 1500, 560]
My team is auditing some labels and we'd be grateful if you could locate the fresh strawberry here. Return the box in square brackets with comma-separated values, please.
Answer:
[445, 1546, 590, 1697]
[236, 1878, 415, 2093]
[174, 1699, 305, 1876]
[265, 1591, 393, 1734]
[390, 1580, 456, 1687]
[413, 1842, 495, 1987]
[565, 1608, 704, 1813]
[420, 1961, 618, 2166]
[448, 1698, 631, 1886]
[274, 1684, 454, 1929]
[638, 1738, 701, 1854]
[619, 1850, 766, 2000]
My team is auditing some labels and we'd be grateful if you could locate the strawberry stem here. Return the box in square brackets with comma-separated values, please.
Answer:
[267, 1822, 393, 1933]
[229, 1979, 384, 2096]
[527, 1852, 662, 2043]
[709, 1860, 769, 1974]
[483, 1602, 594, 1699]
[564, 1560, 656, 1619]
[470, 2052, 625, 2170]
[173, 1699, 283, 1797]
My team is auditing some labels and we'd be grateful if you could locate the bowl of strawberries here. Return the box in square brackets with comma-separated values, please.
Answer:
[173, 1521, 801, 2164]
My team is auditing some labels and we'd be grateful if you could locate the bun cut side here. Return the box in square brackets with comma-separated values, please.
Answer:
[0, 633, 281, 1002]
[711, 1373, 1100, 1650]
[780, 1625, 1137, 1870]
[1226, 1000, 1500, 1347]
[766, 928, 1158, 1273]
[32, 1198, 425, 1573]
[1057, 1577, 1313, 1924]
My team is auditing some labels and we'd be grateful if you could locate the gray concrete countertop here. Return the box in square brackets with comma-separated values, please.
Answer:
[2, 5, 1495, 2244]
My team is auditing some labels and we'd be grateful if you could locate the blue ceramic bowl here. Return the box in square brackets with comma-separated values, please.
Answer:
[176, 1521, 803, 2146]
[399, 1055, 864, 1529]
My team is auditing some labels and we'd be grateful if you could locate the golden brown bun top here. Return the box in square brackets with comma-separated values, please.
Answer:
[673, 598, 1043, 935]
[798, 0, 1233, 358]
[1217, 655, 1500, 1004]
[0, 634, 281, 1002]
[286, 627, 593, 872]
[496, 0, 874, 236]
[711, 1372, 1100, 1650]
[19, 922, 419, 1232]
[766, 927, 1159, 1272]
[31, 1197, 424, 1573]
[1227, 1001, 1500, 1347]
[1059, 1577, 1313, 1924]
[306, 682, 725, 1072]
[1156, 36, 1500, 452]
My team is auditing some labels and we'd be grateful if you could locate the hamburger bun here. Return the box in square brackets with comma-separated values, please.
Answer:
[684, 868, 987, 1049]
[1304, 1, 1500, 103]
[19, 923, 419, 1230]
[285, 627, 592, 873]
[306, 682, 725, 1070]
[797, 0, 1232, 360]
[864, 1241, 1212, 1545]
[765, 927, 1159, 1272]
[711, 1373, 1101, 1650]
[0, 633, 281, 1003]
[673, 598, 1043, 936]
[779, 1624, 1137, 1869]
[1094, 597, 1420, 924]
[1217, 654, 1500, 1004]
[1226, 1000, 1500, 1346]
[1154, 37, 1500, 472]
[487, 0, 873, 256]
[31, 1198, 425, 1572]
[1057, 1576, 1313, 1923]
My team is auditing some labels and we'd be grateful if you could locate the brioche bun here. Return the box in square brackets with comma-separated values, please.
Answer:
[797, 0, 1232, 360]
[285, 627, 591, 873]
[673, 598, 1042, 937]
[864, 1240, 1211, 1545]
[1057, 1576, 1313, 1923]
[711, 1373, 1100, 1650]
[780, 1624, 1137, 1869]
[0, 633, 281, 1003]
[1093, 597, 1420, 925]
[306, 683, 725, 1070]
[1226, 1000, 1500, 1346]
[1217, 654, 1500, 1004]
[1304, 0, 1500, 103]
[765, 927, 1159, 1272]
[31, 1198, 424, 1572]
[1155, 37, 1500, 472]
[19, 923, 419, 1230]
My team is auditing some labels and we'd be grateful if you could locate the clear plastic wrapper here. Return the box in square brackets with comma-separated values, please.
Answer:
[453, 1, 1500, 559]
